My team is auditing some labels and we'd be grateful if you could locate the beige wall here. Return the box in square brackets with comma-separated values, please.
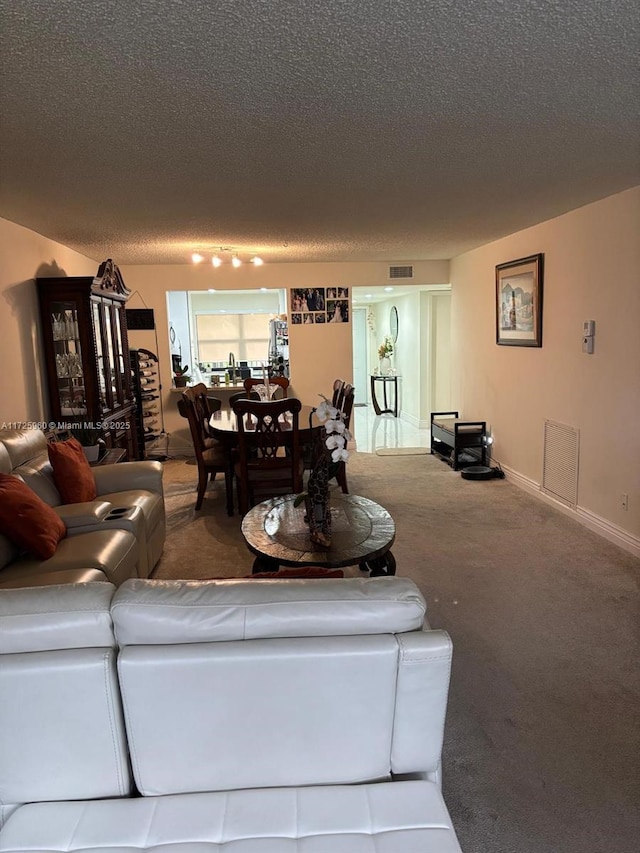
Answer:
[450, 186, 640, 544]
[420, 291, 452, 422]
[0, 217, 97, 424]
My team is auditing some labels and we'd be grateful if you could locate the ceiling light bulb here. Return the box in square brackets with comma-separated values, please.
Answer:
[208, 288, 216, 293]
[251, 256, 264, 266]
[192, 252, 204, 264]
[211, 255, 222, 267]
[232, 256, 242, 268]
[384, 286, 394, 292]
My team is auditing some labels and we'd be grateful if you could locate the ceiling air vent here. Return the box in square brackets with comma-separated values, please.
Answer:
[388, 265, 413, 280]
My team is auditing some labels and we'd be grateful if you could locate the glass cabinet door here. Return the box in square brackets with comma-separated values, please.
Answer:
[112, 305, 129, 403]
[102, 300, 119, 409]
[50, 301, 87, 416]
[91, 299, 109, 412]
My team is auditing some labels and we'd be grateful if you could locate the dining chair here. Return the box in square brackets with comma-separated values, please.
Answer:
[331, 379, 346, 409]
[231, 396, 303, 515]
[228, 390, 260, 408]
[178, 389, 231, 511]
[243, 376, 290, 399]
[181, 383, 221, 445]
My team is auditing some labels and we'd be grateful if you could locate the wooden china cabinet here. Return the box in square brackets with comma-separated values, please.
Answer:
[36, 259, 140, 460]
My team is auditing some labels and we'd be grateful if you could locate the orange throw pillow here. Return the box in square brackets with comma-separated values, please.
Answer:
[0, 473, 67, 559]
[48, 438, 97, 503]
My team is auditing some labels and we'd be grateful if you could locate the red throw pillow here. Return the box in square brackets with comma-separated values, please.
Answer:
[0, 473, 67, 559]
[48, 438, 97, 503]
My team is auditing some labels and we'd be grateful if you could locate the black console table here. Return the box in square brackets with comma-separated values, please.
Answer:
[370, 375, 400, 417]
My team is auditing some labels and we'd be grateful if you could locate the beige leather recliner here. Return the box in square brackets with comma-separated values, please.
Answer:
[0, 430, 165, 588]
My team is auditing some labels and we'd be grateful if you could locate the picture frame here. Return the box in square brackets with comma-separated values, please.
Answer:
[496, 253, 544, 347]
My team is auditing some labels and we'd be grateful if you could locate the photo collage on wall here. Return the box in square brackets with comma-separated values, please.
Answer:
[290, 288, 350, 325]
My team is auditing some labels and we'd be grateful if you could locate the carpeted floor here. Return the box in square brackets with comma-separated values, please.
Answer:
[154, 451, 640, 853]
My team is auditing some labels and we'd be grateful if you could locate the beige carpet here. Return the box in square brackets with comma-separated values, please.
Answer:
[154, 451, 640, 853]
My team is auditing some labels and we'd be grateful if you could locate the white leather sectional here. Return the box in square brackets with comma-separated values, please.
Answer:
[0, 577, 463, 852]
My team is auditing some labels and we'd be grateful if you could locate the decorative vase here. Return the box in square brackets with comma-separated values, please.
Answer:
[380, 356, 391, 375]
[82, 444, 100, 463]
[304, 452, 332, 548]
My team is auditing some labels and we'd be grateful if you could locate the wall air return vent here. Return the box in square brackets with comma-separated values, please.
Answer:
[388, 265, 413, 280]
[542, 419, 579, 507]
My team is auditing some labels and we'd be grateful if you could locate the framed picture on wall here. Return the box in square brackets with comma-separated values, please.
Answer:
[496, 253, 544, 347]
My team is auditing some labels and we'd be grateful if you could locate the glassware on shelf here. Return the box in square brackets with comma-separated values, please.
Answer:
[52, 314, 64, 340]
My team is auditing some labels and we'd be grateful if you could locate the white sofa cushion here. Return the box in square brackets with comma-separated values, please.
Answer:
[0, 647, 131, 823]
[0, 582, 132, 826]
[0, 781, 462, 852]
[112, 577, 426, 644]
[118, 634, 399, 795]
[0, 582, 115, 654]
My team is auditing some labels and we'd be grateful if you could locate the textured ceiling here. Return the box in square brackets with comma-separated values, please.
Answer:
[1, 0, 638, 265]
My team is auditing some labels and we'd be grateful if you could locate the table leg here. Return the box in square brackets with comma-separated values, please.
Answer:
[359, 551, 396, 576]
[252, 556, 280, 574]
[225, 457, 235, 516]
[370, 375, 383, 416]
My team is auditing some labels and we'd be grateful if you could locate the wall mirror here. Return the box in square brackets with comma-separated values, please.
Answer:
[390, 306, 399, 342]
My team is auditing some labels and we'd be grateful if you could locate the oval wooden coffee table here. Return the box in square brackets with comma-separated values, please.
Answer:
[241, 493, 396, 576]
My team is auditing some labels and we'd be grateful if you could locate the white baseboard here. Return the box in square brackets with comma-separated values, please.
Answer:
[400, 412, 431, 430]
[501, 463, 640, 558]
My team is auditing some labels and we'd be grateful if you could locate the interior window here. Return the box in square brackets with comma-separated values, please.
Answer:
[195, 314, 270, 363]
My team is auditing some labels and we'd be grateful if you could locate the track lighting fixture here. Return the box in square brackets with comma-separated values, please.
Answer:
[190, 248, 264, 267]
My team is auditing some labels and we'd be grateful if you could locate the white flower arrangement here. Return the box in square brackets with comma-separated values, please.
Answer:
[315, 396, 351, 463]
[294, 394, 351, 509]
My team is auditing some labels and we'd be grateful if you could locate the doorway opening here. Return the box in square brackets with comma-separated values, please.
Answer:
[350, 284, 452, 448]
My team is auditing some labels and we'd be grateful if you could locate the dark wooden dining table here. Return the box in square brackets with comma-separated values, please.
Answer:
[208, 403, 322, 515]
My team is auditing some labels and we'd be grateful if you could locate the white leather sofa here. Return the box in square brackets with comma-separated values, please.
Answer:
[0, 577, 463, 852]
[0, 429, 165, 587]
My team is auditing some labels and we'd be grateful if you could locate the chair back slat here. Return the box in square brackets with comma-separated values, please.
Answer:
[331, 379, 346, 409]
[340, 384, 355, 430]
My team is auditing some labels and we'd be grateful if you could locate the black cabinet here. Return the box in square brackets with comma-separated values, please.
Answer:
[36, 260, 139, 460]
